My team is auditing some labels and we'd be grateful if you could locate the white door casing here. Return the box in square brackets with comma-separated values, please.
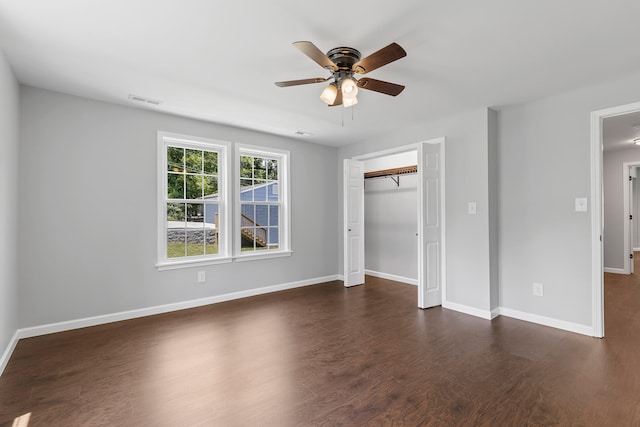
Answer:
[344, 159, 365, 287]
[417, 140, 444, 308]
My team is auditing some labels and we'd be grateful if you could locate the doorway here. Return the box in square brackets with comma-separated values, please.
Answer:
[343, 138, 446, 309]
[362, 150, 419, 286]
[591, 101, 640, 337]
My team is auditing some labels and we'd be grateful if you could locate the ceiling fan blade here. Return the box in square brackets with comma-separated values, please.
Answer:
[275, 77, 329, 87]
[293, 41, 338, 71]
[328, 90, 343, 107]
[352, 42, 406, 75]
[357, 78, 405, 96]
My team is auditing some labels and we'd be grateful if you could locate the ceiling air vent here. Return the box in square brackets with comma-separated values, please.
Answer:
[128, 94, 163, 106]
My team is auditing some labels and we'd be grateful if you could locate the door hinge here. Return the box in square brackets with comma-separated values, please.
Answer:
[631, 215, 633, 220]
[630, 176, 633, 181]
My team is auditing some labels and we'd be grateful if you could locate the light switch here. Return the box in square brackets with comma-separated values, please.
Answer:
[468, 202, 477, 215]
[575, 198, 588, 213]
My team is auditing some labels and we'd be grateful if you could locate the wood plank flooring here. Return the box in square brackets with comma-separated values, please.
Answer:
[1, 272, 640, 426]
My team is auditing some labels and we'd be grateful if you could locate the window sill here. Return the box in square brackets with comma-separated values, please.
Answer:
[156, 256, 233, 271]
[234, 250, 293, 262]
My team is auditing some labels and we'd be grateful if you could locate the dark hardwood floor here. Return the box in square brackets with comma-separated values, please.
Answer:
[1, 270, 640, 426]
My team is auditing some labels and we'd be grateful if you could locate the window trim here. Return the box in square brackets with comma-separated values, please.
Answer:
[156, 131, 232, 269]
[234, 144, 292, 260]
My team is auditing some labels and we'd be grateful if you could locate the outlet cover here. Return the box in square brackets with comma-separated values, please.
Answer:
[197, 271, 206, 283]
[533, 282, 544, 297]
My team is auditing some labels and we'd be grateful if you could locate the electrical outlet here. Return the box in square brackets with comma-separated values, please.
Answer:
[197, 271, 206, 283]
[533, 282, 544, 297]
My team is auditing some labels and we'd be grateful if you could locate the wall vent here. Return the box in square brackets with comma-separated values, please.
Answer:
[128, 94, 163, 106]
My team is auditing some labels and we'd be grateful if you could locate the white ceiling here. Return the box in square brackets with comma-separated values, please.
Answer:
[2, 1, 640, 147]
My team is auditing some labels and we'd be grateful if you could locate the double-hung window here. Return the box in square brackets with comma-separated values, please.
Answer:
[236, 145, 290, 259]
[157, 132, 230, 268]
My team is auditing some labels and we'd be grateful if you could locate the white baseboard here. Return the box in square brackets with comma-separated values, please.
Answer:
[0, 331, 20, 377]
[497, 307, 593, 336]
[365, 270, 418, 286]
[442, 301, 494, 320]
[604, 267, 626, 274]
[634, 247, 640, 252]
[16, 275, 341, 340]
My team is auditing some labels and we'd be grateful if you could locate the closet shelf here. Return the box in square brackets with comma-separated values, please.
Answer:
[364, 165, 418, 179]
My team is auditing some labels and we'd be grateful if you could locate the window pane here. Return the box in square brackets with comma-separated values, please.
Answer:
[254, 158, 266, 179]
[185, 203, 205, 256]
[167, 173, 184, 199]
[267, 159, 278, 180]
[203, 151, 217, 174]
[167, 229, 186, 258]
[167, 146, 184, 172]
[268, 227, 279, 248]
[240, 156, 253, 178]
[254, 180, 267, 202]
[269, 205, 279, 226]
[204, 204, 219, 254]
[240, 180, 253, 201]
[185, 175, 203, 199]
[241, 227, 255, 251]
[167, 202, 186, 258]
[241, 204, 255, 222]
[255, 205, 268, 226]
[167, 202, 185, 222]
[203, 176, 218, 199]
[185, 149, 202, 174]
[268, 182, 279, 202]
[187, 203, 204, 223]
[255, 225, 267, 248]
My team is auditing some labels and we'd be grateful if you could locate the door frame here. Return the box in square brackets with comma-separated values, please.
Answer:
[591, 100, 640, 338]
[349, 137, 447, 308]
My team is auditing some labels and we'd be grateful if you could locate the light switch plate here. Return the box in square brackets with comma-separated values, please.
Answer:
[575, 198, 588, 212]
[468, 202, 477, 215]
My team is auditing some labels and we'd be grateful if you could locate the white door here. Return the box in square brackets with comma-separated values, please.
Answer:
[344, 159, 365, 287]
[417, 141, 443, 308]
[630, 171, 635, 274]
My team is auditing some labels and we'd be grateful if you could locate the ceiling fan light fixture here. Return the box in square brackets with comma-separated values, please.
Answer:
[320, 83, 338, 104]
[634, 138, 640, 145]
[343, 96, 358, 108]
[341, 77, 358, 99]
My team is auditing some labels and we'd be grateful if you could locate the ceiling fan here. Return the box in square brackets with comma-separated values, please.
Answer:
[275, 41, 407, 107]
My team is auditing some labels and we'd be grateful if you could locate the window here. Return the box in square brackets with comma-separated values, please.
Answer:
[157, 132, 230, 268]
[236, 145, 290, 259]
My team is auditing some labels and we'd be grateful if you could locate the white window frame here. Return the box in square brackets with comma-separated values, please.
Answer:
[235, 144, 292, 261]
[156, 132, 231, 270]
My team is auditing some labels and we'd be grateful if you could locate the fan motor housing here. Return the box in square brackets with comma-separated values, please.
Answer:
[326, 47, 361, 70]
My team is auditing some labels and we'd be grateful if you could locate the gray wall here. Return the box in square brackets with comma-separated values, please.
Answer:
[499, 71, 640, 327]
[364, 172, 418, 281]
[339, 108, 495, 314]
[18, 86, 339, 328]
[0, 51, 19, 357]
[603, 147, 640, 270]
